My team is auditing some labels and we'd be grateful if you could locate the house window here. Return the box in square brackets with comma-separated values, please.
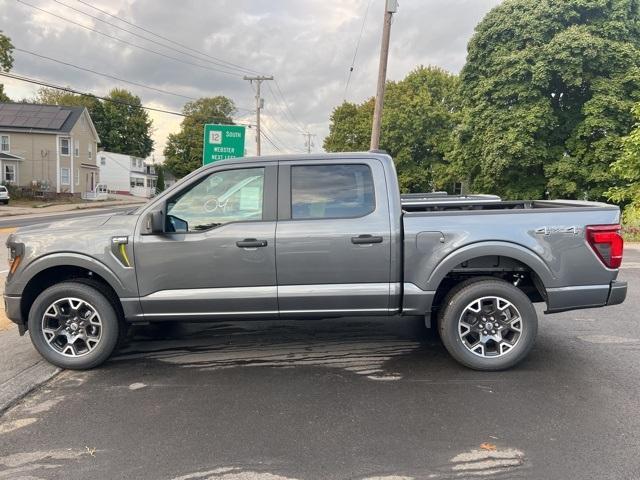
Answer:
[60, 137, 70, 156]
[131, 158, 136, 168]
[100, 156, 106, 166]
[60, 168, 70, 185]
[75, 169, 80, 186]
[4, 164, 16, 183]
[0, 135, 9, 152]
[88, 145, 93, 160]
[74, 139, 79, 157]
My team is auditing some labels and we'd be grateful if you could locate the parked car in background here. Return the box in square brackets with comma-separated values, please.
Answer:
[3, 152, 627, 371]
[0, 185, 10, 204]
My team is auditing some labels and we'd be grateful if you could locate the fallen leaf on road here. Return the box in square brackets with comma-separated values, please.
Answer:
[480, 443, 497, 451]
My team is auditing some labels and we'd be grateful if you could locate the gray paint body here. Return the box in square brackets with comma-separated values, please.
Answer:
[4, 153, 627, 328]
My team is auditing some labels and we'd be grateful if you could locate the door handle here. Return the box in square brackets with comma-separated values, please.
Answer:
[351, 234, 383, 245]
[236, 238, 268, 248]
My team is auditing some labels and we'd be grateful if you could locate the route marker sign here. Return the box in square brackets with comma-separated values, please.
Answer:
[202, 124, 246, 165]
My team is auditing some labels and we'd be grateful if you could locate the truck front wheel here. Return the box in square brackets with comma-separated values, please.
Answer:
[438, 279, 538, 370]
[28, 282, 120, 370]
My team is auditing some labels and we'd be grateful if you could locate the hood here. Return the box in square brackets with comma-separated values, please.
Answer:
[16, 212, 137, 235]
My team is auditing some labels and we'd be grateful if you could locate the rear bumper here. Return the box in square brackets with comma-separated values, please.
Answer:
[606, 280, 627, 306]
[3, 294, 25, 334]
[546, 280, 627, 313]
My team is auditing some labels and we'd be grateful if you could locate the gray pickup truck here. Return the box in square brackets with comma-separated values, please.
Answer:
[4, 152, 627, 370]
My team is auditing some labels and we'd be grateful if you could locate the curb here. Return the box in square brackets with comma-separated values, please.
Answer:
[0, 201, 146, 218]
[0, 361, 60, 415]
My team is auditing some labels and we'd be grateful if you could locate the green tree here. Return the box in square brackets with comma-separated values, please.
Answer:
[164, 96, 236, 178]
[608, 103, 640, 223]
[324, 66, 460, 192]
[456, 0, 640, 200]
[94, 89, 153, 158]
[34, 87, 101, 111]
[155, 164, 165, 193]
[0, 31, 14, 102]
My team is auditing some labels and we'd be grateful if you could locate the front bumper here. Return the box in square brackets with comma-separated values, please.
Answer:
[607, 280, 627, 306]
[3, 294, 25, 334]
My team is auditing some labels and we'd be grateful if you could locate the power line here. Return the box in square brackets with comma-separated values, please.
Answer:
[344, 0, 373, 101]
[272, 80, 307, 132]
[15, 0, 243, 78]
[261, 122, 304, 154]
[259, 129, 282, 153]
[265, 82, 306, 134]
[15, 48, 196, 101]
[14, 47, 255, 111]
[74, 0, 262, 76]
[0, 72, 254, 125]
[51, 0, 254, 75]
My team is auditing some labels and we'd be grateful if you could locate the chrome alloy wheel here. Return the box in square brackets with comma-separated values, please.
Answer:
[458, 296, 523, 358]
[41, 297, 103, 357]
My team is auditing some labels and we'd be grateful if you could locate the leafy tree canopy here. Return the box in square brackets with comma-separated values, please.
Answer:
[456, 0, 640, 200]
[96, 89, 153, 158]
[608, 102, 640, 223]
[32, 87, 153, 158]
[324, 66, 460, 192]
[0, 31, 14, 102]
[34, 87, 101, 111]
[163, 96, 236, 178]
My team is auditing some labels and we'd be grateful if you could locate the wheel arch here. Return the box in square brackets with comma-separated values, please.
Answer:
[427, 242, 555, 291]
[19, 254, 127, 326]
[424, 242, 555, 316]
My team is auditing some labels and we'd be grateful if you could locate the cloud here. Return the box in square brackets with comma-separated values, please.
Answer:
[0, 0, 501, 159]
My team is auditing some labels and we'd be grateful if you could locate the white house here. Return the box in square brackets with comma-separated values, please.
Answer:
[98, 151, 157, 198]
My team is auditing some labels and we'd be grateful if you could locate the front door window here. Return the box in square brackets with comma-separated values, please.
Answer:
[166, 168, 264, 232]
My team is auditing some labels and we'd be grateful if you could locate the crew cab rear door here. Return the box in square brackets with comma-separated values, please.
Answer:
[275, 157, 393, 317]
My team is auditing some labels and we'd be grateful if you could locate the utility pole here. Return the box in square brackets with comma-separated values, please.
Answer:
[370, 0, 397, 151]
[243, 75, 273, 156]
[302, 132, 315, 154]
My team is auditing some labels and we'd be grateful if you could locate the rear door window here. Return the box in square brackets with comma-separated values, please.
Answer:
[291, 164, 375, 219]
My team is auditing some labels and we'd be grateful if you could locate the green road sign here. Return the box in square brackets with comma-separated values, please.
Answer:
[202, 124, 246, 165]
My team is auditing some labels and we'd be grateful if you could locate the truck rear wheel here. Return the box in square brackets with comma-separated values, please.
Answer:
[438, 279, 537, 370]
[28, 282, 120, 370]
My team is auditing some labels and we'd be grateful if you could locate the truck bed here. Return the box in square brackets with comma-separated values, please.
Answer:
[401, 194, 617, 213]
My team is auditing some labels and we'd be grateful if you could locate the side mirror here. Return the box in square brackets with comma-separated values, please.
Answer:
[143, 209, 164, 234]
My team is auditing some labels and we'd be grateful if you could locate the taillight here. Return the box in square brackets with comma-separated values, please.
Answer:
[586, 224, 624, 269]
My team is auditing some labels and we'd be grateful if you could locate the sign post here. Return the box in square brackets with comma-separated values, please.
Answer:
[202, 124, 246, 165]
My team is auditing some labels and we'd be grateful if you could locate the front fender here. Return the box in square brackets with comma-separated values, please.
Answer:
[425, 241, 556, 292]
[7, 252, 132, 298]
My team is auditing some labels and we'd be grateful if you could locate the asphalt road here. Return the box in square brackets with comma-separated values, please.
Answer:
[0, 205, 139, 228]
[0, 249, 638, 479]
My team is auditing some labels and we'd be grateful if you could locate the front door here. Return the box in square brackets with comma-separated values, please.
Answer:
[275, 159, 393, 317]
[134, 164, 278, 320]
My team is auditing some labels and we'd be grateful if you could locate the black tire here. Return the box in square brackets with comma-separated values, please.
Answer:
[438, 279, 537, 371]
[28, 281, 120, 370]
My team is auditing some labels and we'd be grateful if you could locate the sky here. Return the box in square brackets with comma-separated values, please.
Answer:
[0, 0, 502, 160]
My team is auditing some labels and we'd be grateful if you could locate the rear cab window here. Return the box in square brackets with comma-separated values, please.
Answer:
[291, 164, 375, 219]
